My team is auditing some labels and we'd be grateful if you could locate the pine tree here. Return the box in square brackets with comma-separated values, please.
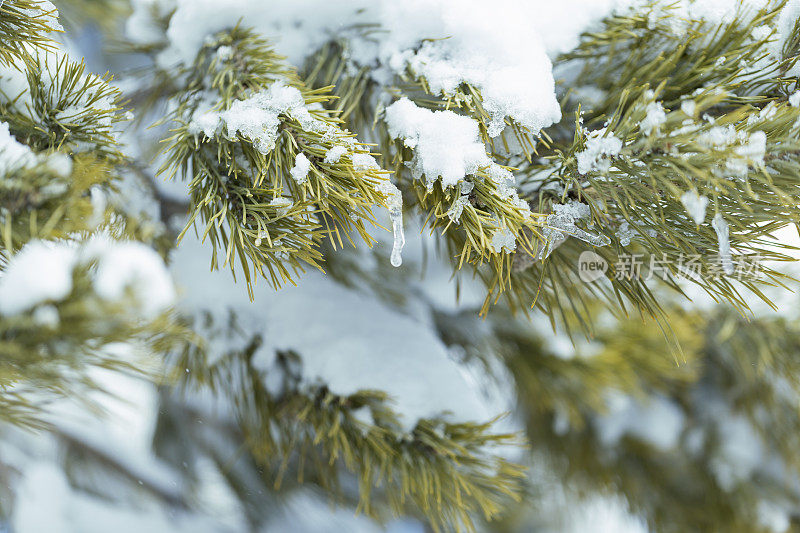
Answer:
[4, 1, 800, 532]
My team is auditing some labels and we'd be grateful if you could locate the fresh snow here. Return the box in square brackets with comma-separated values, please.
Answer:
[0, 238, 175, 317]
[323, 144, 348, 164]
[170, 233, 491, 430]
[681, 190, 709, 224]
[289, 153, 311, 184]
[383, 98, 528, 236]
[0, 241, 78, 315]
[147, 0, 563, 136]
[490, 227, 517, 253]
[596, 392, 685, 451]
[384, 97, 494, 188]
[189, 82, 306, 154]
[383, 97, 529, 253]
[187, 82, 407, 266]
[86, 238, 176, 317]
[640, 100, 667, 135]
[0, 121, 72, 178]
[576, 128, 623, 175]
[697, 124, 766, 179]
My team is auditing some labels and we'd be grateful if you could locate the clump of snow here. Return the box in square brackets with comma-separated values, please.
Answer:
[680, 190, 708, 224]
[187, 82, 405, 266]
[384, 98, 526, 217]
[596, 392, 685, 452]
[289, 153, 311, 184]
[351, 152, 379, 171]
[85, 238, 176, 317]
[383, 97, 530, 256]
[0, 241, 77, 315]
[490, 227, 516, 253]
[0, 238, 175, 317]
[384, 97, 490, 188]
[0, 121, 72, 179]
[323, 144, 348, 164]
[576, 128, 623, 175]
[170, 233, 490, 430]
[152, 0, 563, 137]
[269, 197, 293, 216]
[188, 82, 341, 156]
[640, 100, 667, 135]
[696, 125, 766, 179]
[390, 23, 560, 136]
[790, 92, 800, 107]
[739, 127, 767, 154]
[751, 24, 773, 41]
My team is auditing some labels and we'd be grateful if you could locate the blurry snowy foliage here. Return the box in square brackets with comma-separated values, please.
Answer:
[4, 0, 800, 532]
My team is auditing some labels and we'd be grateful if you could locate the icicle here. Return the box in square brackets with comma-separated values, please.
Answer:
[547, 212, 611, 247]
[390, 212, 405, 267]
[566, 225, 612, 247]
[376, 181, 405, 267]
[535, 202, 611, 262]
[712, 213, 734, 275]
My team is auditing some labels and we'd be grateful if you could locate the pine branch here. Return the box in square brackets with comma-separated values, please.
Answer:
[488, 305, 800, 532]
[304, 39, 566, 305]
[159, 27, 402, 295]
[1, 52, 125, 159]
[172, 324, 524, 533]
[0, 264, 190, 428]
[0, 0, 60, 65]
